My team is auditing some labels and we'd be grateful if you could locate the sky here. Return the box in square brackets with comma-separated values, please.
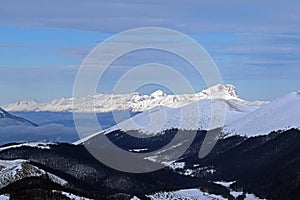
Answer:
[1, 0, 300, 104]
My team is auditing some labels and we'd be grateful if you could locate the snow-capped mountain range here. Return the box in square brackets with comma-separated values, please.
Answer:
[2, 84, 299, 139]
[0, 107, 37, 127]
[2, 84, 265, 113]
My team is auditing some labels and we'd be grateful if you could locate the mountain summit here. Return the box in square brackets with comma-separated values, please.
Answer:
[198, 84, 239, 99]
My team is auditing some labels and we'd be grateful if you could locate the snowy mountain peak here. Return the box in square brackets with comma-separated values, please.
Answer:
[16, 99, 38, 105]
[199, 84, 239, 99]
[14, 99, 39, 111]
[150, 90, 167, 98]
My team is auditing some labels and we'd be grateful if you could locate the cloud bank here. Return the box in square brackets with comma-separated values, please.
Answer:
[0, 123, 79, 145]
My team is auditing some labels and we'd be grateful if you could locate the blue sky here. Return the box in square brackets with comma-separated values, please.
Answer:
[0, 0, 300, 104]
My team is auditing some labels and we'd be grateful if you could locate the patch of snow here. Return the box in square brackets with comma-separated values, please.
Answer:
[60, 191, 93, 200]
[129, 148, 148, 152]
[206, 169, 216, 174]
[142, 143, 186, 166]
[230, 191, 243, 198]
[53, 190, 93, 200]
[169, 165, 216, 178]
[0, 194, 9, 200]
[214, 181, 264, 199]
[146, 188, 226, 200]
[48, 173, 68, 186]
[0, 142, 56, 151]
[183, 169, 194, 176]
[168, 162, 185, 170]
[214, 181, 236, 188]
[245, 193, 264, 200]
[131, 196, 141, 200]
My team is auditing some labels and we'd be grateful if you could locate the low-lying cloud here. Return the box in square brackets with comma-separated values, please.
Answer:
[0, 123, 79, 145]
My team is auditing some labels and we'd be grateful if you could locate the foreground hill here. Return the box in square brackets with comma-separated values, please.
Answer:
[0, 129, 299, 199]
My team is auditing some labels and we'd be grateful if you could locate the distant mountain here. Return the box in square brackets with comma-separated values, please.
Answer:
[224, 91, 300, 136]
[2, 84, 266, 113]
[0, 107, 37, 127]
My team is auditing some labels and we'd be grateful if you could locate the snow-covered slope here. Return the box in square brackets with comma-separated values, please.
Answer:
[108, 99, 261, 133]
[0, 159, 67, 189]
[2, 84, 266, 113]
[224, 91, 300, 136]
[75, 98, 262, 144]
[0, 107, 37, 127]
